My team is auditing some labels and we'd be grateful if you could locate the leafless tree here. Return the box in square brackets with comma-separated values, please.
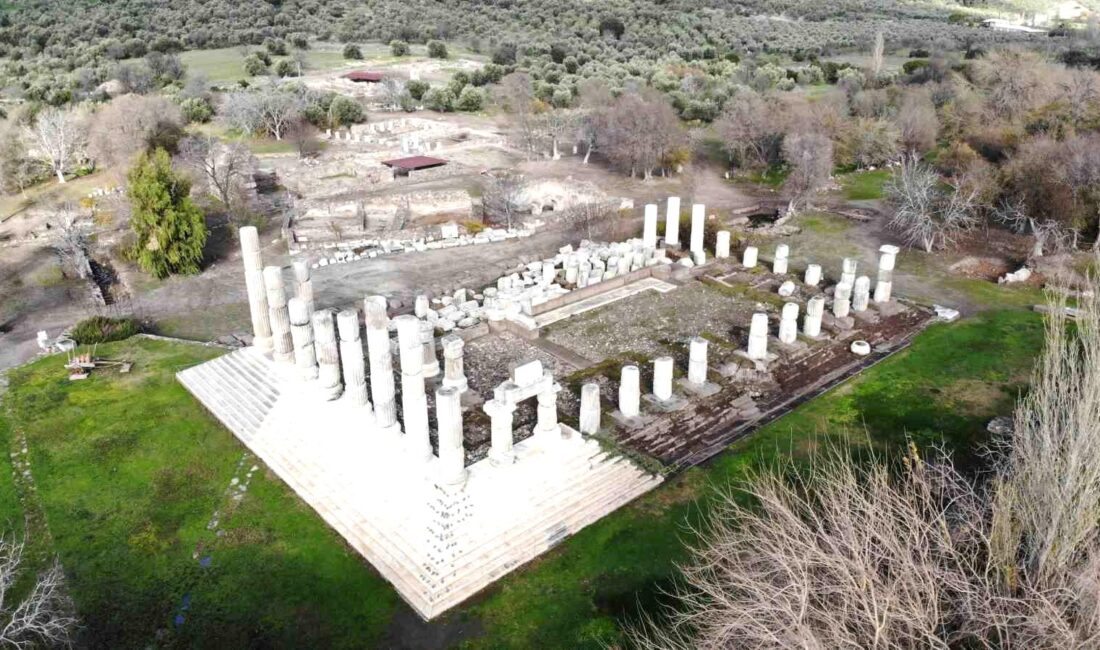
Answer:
[997, 198, 1074, 258]
[886, 155, 978, 252]
[714, 90, 783, 169]
[0, 537, 76, 648]
[576, 78, 612, 165]
[870, 30, 885, 79]
[178, 135, 255, 214]
[285, 119, 321, 159]
[838, 117, 899, 169]
[601, 89, 686, 179]
[0, 124, 39, 196]
[781, 132, 833, 211]
[630, 273, 1100, 649]
[566, 199, 619, 241]
[51, 202, 91, 279]
[481, 171, 525, 230]
[24, 107, 85, 184]
[896, 88, 939, 155]
[534, 110, 578, 159]
[222, 86, 303, 140]
[87, 94, 184, 171]
[495, 72, 540, 156]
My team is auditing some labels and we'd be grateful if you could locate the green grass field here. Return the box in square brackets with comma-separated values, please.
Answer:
[839, 168, 892, 200]
[0, 309, 1045, 647]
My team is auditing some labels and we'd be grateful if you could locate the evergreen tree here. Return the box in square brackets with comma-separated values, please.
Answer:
[127, 148, 207, 279]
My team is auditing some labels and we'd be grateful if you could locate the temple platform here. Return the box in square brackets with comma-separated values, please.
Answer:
[177, 347, 662, 619]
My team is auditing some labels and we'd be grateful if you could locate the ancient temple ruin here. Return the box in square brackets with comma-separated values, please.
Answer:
[178, 198, 933, 619]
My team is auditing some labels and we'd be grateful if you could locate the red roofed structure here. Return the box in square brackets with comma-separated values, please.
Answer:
[381, 156, 448, 176]
[344, 70, 384, 83]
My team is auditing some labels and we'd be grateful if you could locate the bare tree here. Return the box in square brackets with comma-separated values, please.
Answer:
[896, 88, 939, 155]
[51, 202, 91, 279]
[0, 124, 39, 196]
[630, 273, 1100, 649]
[87, 94, 183, 170]
[178, 135, 255, 214]
[222, 86, 303, 140]
[714, 90, 783, 169]
[997, 198, 1074, 258]
[869, 30, 885, 80]
[601, 89, 686, 179]
[495, 72, 539, 156]
[0, 537, 77, 648]
[482, 171, 525, 230]
[285, 119, 321, 159]
[576, 78, 612, 165]
[534, 109, 578, 159]
[566, 199, 619, 241]
[887, 156, 978, 252]
[781, 132, 833, 211]
[24, 107, 85, 184]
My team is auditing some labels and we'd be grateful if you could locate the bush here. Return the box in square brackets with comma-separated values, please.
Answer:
[390, 40, 409, 57]
[243, 53, 267, 76]
[427, 40, 448, 59]
[455, 86, 485, 111]
[328, 95, 364, 126]
[70, 316, 141, 345]
[342, 44, 362, 60]
[275, 59, 297, 77]
[424, 87, 456, 112]
[406, 79, 430, 100]
[179, 97, 213, 123]
[492, 43, 517, 65]
[903, 59, 930, 75]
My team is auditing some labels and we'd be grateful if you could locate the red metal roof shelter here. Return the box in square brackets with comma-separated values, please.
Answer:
[381, 156, 448, 171]
[344, 70, 384, 82]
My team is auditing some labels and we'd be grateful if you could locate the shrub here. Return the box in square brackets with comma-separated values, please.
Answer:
[243, 53, 267, 76]
[70, 316, 141, 344]
[406, 79, 430, 100]
[427, 40, 448, 59]
[179, 97, 213, 123]
[424, 87, 456, 112]
[328, 95, 364, 126]
[342, 44, 362, 60]
[390, 40, 409, 57]
[455, 86, 485, 111]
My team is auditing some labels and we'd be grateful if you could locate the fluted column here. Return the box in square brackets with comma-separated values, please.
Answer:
[804, 296, 825, 337]
[292, 261, 315, 314]
[779, 302, 799, 343]
[833, 282, 852, 319]
[853, 276, 871, 312]
[441, 334, 468, 392]
[288, 297, 318, 380]
[420, 320, 440, 379]
[365, 296, 400, 436]
[435, 386, 467, 486]
[747, 312, 769, 360]
[395, 314, 431, 461]
[874, 245, 900, 303]
[579, 383, 601, 434]
[263, 266, 293, 363]
[773, 244, 790, 274]
[239, 226, 272, 353]
[312, 309, 343, 399]
[486, 398, 516, 466]
[337, 309, 371, 410]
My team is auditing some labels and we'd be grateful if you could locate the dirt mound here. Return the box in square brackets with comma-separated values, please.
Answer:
[949, 256, 1011, 281]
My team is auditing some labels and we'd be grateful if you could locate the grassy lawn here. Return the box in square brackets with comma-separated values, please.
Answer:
[0, 309, 1045, 648]
[0, 171, 115, 222]
[839, 168, 892, 200]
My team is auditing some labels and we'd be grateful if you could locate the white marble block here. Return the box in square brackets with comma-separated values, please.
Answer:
[619, 365, 641, 418]
[773, 244, 790, 275]
[715, 231, 731, 259]
[688, 337, 708, 385]
[833, 282, 852, 319]
[579, 382, 601, 434]
[742, 246, 759, 269]
[653, 356, 674, 401]
[643, 203, 659, 248]
[747, 312, 769, 360]
[804, 296, 825, 337]
[804, 264, 822, 287]
[665, 196, 681, 246]
[779, 302, 800, 344]
[853, 276, 871, 312]
[293, 260, 315, 315]
[840, 257, 858, 287]
[875, 244, 900, 303]
[690, 203, 705, 258]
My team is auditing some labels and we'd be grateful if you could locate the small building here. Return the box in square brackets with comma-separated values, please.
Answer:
[344, 71, 385, 83]
[381, 155, 448, 177]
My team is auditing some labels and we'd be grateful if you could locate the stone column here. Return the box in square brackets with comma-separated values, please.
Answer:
[293, 261, 315, 314]
[414, 295, 430, 318]
[579, 382, 601, 434]
[288, 298, 318, 380]
[715, 231, 731, 259]
[874, 245, 900, 303]
[840, 258, 858, 287]
[688, 337, 708, 385]
[619, 365, 641, 418]
[665, 196, 681, 246]
[690, 203, 705, 259]
[747, 312, 769, 360]
[742, 246, 759, 268]
[853, 276, 871, 312]
[653, 356, 674, 401]
[337, 309, 371, 409]
[643, 203, 659, 248]
[440, 334, 468, 392]
[395, 315, 431, 460]
[486, 399, 516, 466]
[773, 244, 790, 275]
[435, 386, 467, 486]
[312, 309, 343, 399]
[263, 266, 293, 363]
[420, 320, 440, 379]
[534, 385, 562, 444]
[833, 282, 852, 319]
[239, 226, 272, 353]
[779, 302, 800, 344]
[804, 296, 825, 337]
[804, 264, 822, 287]
[365, 296, 401, 435]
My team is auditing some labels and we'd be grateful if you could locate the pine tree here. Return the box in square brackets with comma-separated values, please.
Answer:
[127, 148, 207, 279]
